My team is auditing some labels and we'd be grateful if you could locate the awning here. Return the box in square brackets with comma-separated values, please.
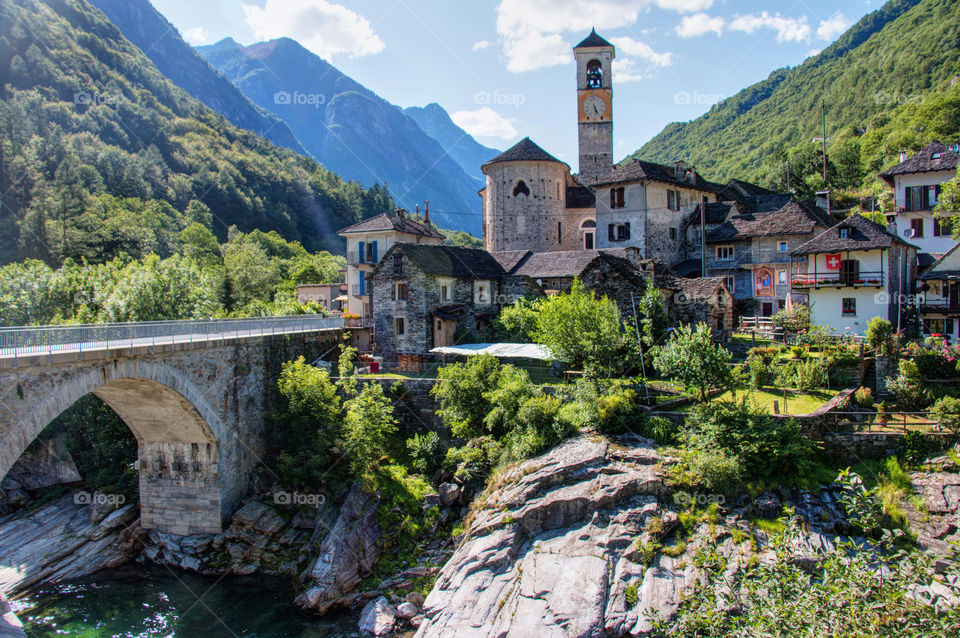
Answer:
[334, 295, 349, 302]
[429, 343, 556, 361]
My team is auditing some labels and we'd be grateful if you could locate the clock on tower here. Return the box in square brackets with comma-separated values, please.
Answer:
[574, 29, 614, 182]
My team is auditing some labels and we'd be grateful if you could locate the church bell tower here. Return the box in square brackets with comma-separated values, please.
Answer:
[574, 29, 614, 183]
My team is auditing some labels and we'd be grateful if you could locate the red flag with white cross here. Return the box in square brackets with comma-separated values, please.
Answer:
[825, 253, 842, 270]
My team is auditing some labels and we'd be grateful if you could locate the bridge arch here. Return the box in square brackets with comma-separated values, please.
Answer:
[1, 359, 229, 535]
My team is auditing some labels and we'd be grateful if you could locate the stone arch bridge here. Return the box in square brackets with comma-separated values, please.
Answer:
[0, 317, 343, 536]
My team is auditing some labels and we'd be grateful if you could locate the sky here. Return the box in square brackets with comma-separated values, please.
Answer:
[150, 0, 883, 164]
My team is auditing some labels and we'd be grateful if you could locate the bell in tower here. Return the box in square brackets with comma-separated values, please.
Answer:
[574, 28, 614, 184]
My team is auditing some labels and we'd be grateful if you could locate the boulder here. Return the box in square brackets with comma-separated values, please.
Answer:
[396, 601, 418, 619]
[231, 501, 271, 529]
[405, 591, 425, 607]
[4, 438, 81, 491]
[438, 483, 460, 507]
[358, 596, 396, 636]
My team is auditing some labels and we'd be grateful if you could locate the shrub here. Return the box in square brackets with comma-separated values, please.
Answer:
[854, 386, 874, 409]
[930, 396, 960, 435]
[597, 388, 640, 433]
[482, 365, 538, 436]
[790, 346, 807, 359]
[866, 317, 894, 354]
[638, 415, 676, 445]
[343, 382, 398, 479]
[747, 355, 769, 388]
[771, 305, 810, 334]
[670, 448, 744, 492]
[494, 297, 542, 342]
[794, 357, 829, 391]
[746, 346, 779, 361]
[444, 437, 501, 483]
[652, 323, 734, 401]
[406, 431, 441, 474]
[886, 359, 930, 410]
[432, 355, 504, 438]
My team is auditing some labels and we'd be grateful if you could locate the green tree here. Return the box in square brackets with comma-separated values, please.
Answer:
[495, 297, 542, 342]
[534, 278, 636, 376]
[866, 316, 895, 353]
[635, 279, 668, 349]
[343, 382, 398, 478]
[431, 354, 503, 439]
[653, 323, 734, 401]
[180, 223, 222, 269]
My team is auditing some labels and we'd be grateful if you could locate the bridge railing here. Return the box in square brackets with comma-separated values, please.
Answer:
[0, 315, 344, 359]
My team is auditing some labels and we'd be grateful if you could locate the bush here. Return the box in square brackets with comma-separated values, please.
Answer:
[444, 437, 501, 483]
[653, 323, 734, 401]
[771, 305, 810, 334]
[866, 317, 894, 353]
[432, 355, 504, 438]
[886, 359, 930, 410]
[638, 415, 676, 445]
[790, 346, 807, 359]
[746, 346, 779, 361]
[406, 431, 441, 474]
[748, 356, 769, 388]
[597, 388, 641, 433]
[854, 386, 874, 409]
[776, 357, 829, 391]
[494, 297, 542, 342]
[930, 396, 960, 435]
[670, 448, 744, 492]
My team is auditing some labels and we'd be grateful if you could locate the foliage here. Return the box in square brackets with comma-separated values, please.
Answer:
[747, 356, 769, 389]
[494, 297, 542, 342]
[533, 278, 638, 377]
[866, 316, 896, 353]
[0, 0, 394, 267]
[886, 359, 930, 410]
[482, 365, 538, 436]
[343, 382, 398, 478]
[668, 448, 744, 493]
[443, 437, 501, 483]
[654, 514, 960, 636]
[681, 399, 817, 486]
[406, 431, 441, 475]
[635, 279, 668, 349]
[770, 304, 810, 335]
[268, 357, 341, 489]
[775, 357, 829, 392]
[431, 355, 505, 439]
[930, 395, 960, 435]
[854, 386, 875, 408]
[652, 323, 734, 401]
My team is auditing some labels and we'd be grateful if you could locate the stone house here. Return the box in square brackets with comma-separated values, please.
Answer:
[294, 283, 346, 312]
[703, 199, 835, 317]
[917, 242, 960, 340]
[879, 141, 960, 261]
[790, 214, 918, 335]
[369, 244, 537, 359]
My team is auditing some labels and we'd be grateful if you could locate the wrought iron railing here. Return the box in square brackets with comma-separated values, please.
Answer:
[0, 315, 344, 360]
[791, 272, 884, 288]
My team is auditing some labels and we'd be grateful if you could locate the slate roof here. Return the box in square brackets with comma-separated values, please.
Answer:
[918, 245, 960, 280]
[716, 179, 778, 202]
[790, 213, 910, 255]
[484, 137, 566, 167]
[491, 248, 629, 279]
[879, 141, 960, 185]
[338, 211, 444, 239]
[386, 244, 507, 279]
[591, 159, 724, 192]
[707, 200, 835, 243]
[674, 277, 725, 299]
[575, 28, 613, 49]
[566, 183, 596, 208]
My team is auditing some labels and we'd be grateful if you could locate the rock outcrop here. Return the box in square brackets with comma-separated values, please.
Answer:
[0, 593, 25, 638]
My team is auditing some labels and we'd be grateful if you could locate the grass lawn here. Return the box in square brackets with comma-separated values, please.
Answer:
[667, 388, 835, 415]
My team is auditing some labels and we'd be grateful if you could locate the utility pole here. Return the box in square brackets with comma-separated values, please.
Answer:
[821, 100, 828, 190]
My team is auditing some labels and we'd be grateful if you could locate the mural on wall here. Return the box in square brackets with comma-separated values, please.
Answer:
[755, 266, 775, 297]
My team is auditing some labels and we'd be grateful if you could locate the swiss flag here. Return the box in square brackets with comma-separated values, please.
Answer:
[825, 253, 842, 270]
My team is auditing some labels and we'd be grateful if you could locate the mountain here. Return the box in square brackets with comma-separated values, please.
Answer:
[629, 0, 960, 190]
[0, 0, 393, 265]
[87, 0, 308, 157]
[197, 38, 483, 234]
[404, 103, 500, 182]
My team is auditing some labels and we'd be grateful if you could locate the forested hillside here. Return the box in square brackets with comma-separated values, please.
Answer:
[0, 0, 394, 267]
[630, 0, 960, 199]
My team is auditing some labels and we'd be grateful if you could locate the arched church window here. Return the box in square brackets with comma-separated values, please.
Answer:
[580, 219, 596, 229]
[513, 180, 530, 197]
[586, 60, 603, 89]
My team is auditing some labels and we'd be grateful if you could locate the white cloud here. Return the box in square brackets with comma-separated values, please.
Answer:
[612, 59, 649, 83]
[817, 12, 852, 41]
[675, 12, 724, 38]
[242, 0, 385, 59]
[502, 29, 570, 72]
[655, 0, 713, 11]
[450, 107, 518, 140]
[806, 48, 822, 58]
[182, 27, 209, 46]
[729, 12, 811, 43]
[609, 36, 673, 67]
[472, 40, 491, 51]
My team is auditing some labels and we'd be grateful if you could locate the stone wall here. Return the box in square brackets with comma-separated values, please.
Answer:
[483, 161, 571, 253]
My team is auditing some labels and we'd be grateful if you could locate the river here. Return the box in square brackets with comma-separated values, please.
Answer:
[12, 566, 360, 637]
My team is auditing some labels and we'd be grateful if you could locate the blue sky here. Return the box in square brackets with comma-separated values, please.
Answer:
[151, 0, 882, 164]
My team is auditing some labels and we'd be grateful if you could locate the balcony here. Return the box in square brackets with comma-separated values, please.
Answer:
[791, 272, 884, 289]
[920, 300, 960, 315]
[346, 252, 376, 266]
[344, 315, 374, 329]
[350, 285, 370, 297]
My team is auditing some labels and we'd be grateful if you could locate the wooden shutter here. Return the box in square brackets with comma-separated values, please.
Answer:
[608, 224, 615, 241]
[372, 241, 378, 262]
[358, 241, 365, 263]
[624, 223, 631, 240]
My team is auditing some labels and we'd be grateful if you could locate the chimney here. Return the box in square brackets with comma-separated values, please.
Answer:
[397, 208, 405, 220]
[424, 200, 430, 225]
[673, 160, 685, 180]
[688, 166, 697, 185]
[899, 149, 909, 163]
[815, 190, 830, 214]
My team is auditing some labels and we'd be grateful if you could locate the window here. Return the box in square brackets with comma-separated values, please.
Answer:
[933, 151, 943, 160]
[839, 259, 860, 285]
[586, 59, 603, 88]
[609, 187, 625, 209]
[436, 320, 442, 330]
[667, 189, 680, 211]
[778, 270, 787, 284]
[669, 227, 677, 241]
[726, 275, 735, 290]
[911, 217, 925, 238]
[935, 216, 952, 237]
[608, 222, 630, 242]
[906, 186, 930, 211]
[357, 271, 365, 295]
[392, 253, 404, 277]
[842, 298, 856, 316]
[392, 281, 408, 301]
[395, 317, 405, 335]
[778, 241, 788, 252]
[838, 226, 850, 239]
[439, 279, 453, 302]
[948, 318, 955, 336]
[513, 180, 530, 197]
[716, 245, 735, 261]
[474, 280, 491, 304]
[558, 221, 562, 244]
[924, 318, 945, 335]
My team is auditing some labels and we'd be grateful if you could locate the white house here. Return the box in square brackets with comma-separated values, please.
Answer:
[879, 141, 959, 258]
[917, 243, 960, 340]
[790, 214, 917, 335]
